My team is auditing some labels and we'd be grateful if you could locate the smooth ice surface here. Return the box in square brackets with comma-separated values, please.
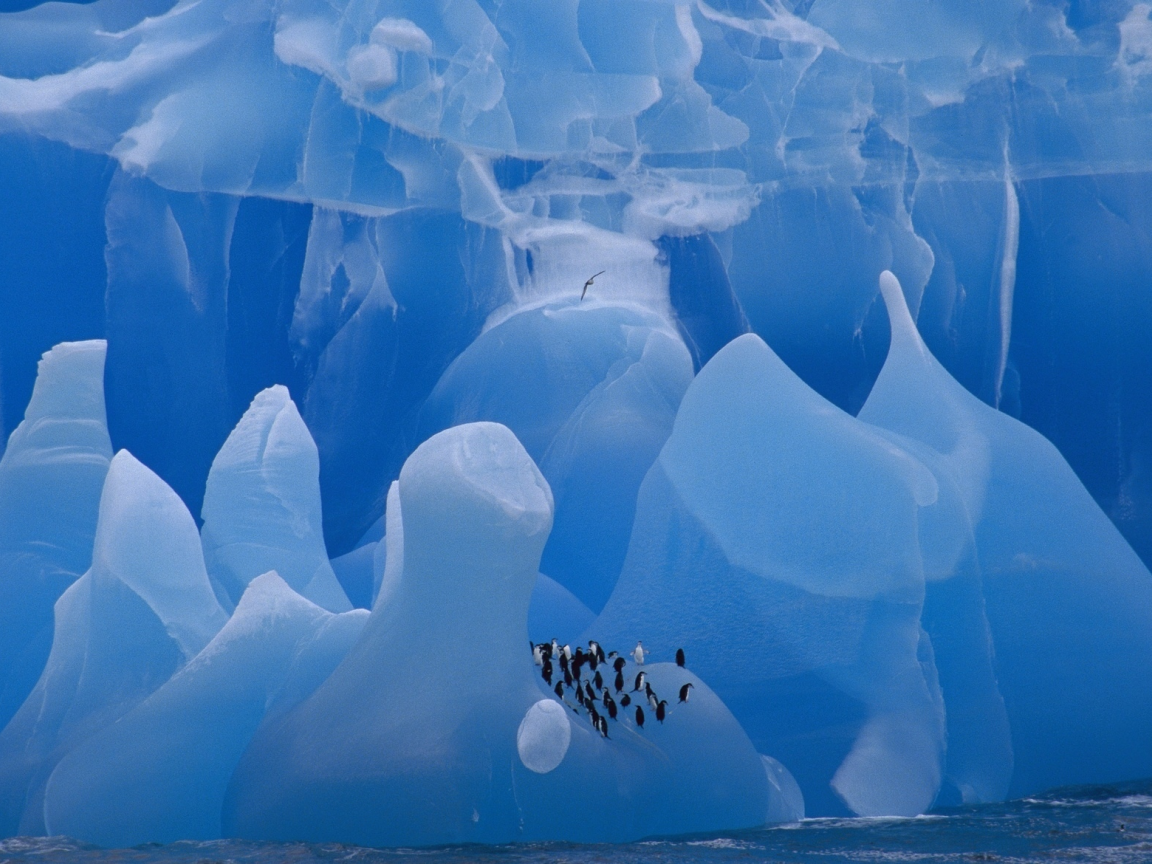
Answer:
[860, 272, 1152, 797]
[201, 386, 350, 612]
[592, 334, 943, 818]
[224, 422, 774, 846]
[0, 341, 111, 729]
[42, 571, 367, 847]
[419, 303, 694, 611]
[0, 450, 227, 836]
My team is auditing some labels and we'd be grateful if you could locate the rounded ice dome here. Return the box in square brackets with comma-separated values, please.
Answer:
[516, 699, 571, 774]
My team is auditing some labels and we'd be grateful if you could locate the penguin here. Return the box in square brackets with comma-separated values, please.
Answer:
[656, 700, 667, 723]
[644, 682, 655, 701]
[648, 691, 659, 711]
[575, 687, 586, 707]
[604, 694, 618, 720]
[563, 644, 573, 661]
[614, 671, 625, 693]
[533, 644, 544, 666]
[599, 716, 610, 738]
[635, 706, 645, 728]
[554, 681, 565, 698]
[632, 641, 646, 664]
[542, 659, 553, 685]
[613, 656, 626, 673]
[589, 704, 601, 728]
[564, 668, 573, 687]
[620, 693, 631, 707]
[675, 648, 685, 667]
[572, 660, 583, 682]
[551, 639, 560, 658]
[558, 652, 570, 675]
[633, 671, 647, 692]
[585, 682, 597, 704]
[589, 640, 605, 664]
[679, 682, 694, 703]
[593, 670, 604, 690]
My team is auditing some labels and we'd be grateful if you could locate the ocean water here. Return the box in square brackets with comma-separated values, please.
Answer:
[4, 780, 1151, 864]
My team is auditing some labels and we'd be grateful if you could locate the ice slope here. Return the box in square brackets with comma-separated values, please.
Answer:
[859, 271, 1152, 797]
[0, 450, 227, 836]
[201, 386, 350, 612]
[0, 341, 112, 729]
[41, 572, 367, 847]
[418, 302, 694, 611]
[224, 422, 775, 845]
[591, 333, 944, 818]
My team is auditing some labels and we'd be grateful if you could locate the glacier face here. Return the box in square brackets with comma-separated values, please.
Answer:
[1, 0, 1152, 846]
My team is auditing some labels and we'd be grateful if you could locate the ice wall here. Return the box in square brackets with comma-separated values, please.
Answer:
[0, 0, 1152, 842]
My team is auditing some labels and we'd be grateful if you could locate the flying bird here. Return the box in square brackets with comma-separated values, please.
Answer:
[581, 271, 605, 301]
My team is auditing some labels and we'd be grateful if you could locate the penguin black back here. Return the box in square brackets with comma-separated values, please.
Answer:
[635, 706, 645, 728]
[679, 682, 694, 703]
[676, 648, 685, 667]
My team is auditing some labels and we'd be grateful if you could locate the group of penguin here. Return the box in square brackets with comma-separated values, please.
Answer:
[531, 639, 694, 738]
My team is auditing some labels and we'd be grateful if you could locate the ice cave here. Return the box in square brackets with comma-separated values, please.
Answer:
[1, 0, 1152, 850]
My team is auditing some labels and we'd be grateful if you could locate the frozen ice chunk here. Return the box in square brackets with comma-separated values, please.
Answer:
[201, 386, 350, 612]
[762, 755, 805, 824]
[225, 422, 771, 845]
[419, 302, 694, 611]
[517, 699, 571, 774]
[860, 271, 1152, 797]
[0, 341, 112, 728]
[0, 450, 226, 836]
[41, 572, 367, 847]
[592, 334, 945, 817]
[329, 543, 376, 610]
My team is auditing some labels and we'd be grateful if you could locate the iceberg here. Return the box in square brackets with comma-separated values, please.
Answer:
[591, 333, 944, 817]
[224, 422, 775, 845]
[1, 0, 1152, 845]
[860, 271, 1152, 797]
[200, 385, 350, 612]
[0, 450, 227, 836]
[42, 572, 367, 847]
[0, 341, 111, 729]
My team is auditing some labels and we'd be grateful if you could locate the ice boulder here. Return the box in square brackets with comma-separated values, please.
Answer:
[0, 341, 112, 728]
[201, 386, 350, 612]
[224, 422, 772, 845]
[859, 271, 1152, 797]
[592, 334, 945, 817]
[418, 302, 694, 612]
[0, 451, 227, 835]
[41, 572, 368, 847]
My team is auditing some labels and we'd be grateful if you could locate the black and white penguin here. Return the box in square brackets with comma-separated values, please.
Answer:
[679, 682, 694, 703]
[593, 670, 604, 690]
[655, 700, 667, 723]
[554, 681, 565, 698]
[620, 693, 631, 707]
[632, 641, 646, 665]
[575, 687, 586, 707]
[613, 656, 626, 673]
[533, 644, 544, 666]
[558, 652, 570, 675]
[563, 668, 573, 687]
[635, 706, 645, 728]
[599, 716, 610, 738]
[614, 671, 625, 693]
[633, 671, 647, 692]
[648, 691, 659, 711]
[589, 640, 605, 664]
[563, 644, 573, 661]
[589, 704, 601, 728]
[675, 648, 685, 667]
[604, 693, 617, 720]
[585, 681, 596, 703]
[542, 659, 553, 685]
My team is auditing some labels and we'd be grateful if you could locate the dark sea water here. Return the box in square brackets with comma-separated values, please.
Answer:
[4, 781, 1152, 864]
